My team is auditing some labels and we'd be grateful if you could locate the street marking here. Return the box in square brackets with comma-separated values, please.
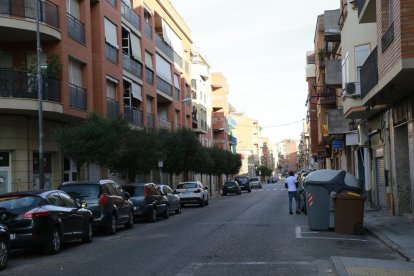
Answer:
[295, 226, 368, 242]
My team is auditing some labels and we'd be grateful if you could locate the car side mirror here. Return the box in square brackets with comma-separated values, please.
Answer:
[80, 201, 88, 208]
[124, 192, 130, 199]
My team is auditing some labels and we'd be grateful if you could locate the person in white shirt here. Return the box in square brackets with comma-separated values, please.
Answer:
[284, 171, 300, 215]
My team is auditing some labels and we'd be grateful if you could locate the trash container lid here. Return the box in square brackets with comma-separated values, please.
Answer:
[305, 170, 360, 189]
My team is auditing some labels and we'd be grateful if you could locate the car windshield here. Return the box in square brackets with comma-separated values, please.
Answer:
[250, 178, 259, 181]
[0, 195, 42, 213]
[59, 184, 100, 199]
[177, 183, 198, 189]
[224, 182, 237, 187]
[123, 186, 145, 196]
[236, 178, 248, 184]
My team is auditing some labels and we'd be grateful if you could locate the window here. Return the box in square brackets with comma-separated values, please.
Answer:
[66, 0, 80, 19]
[145, 51, 153, 70]
[0, 52, 12, 68]
[341, 51, 349, 88]
[48, 193, 65, 207]
[69, 59, 83, 86]
[106, 77, 117, 99]
[122, 26, 142, 61]
[156, 53, 172, 84]
[355, 44, 370, 83]
[104, 18, 118, 48]
[26, 52, 47, 71]
[58, 192, 77, 208]
[105, 183, 117, 195]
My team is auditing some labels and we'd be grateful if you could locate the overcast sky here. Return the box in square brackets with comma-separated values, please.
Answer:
[170, 0, 340, 143]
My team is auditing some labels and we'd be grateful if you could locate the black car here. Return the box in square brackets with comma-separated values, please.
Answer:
[156, 184, 181, 215]
[223, 181, 241, 196]
[58, 180, 134, 235]
[0, 190, 93, 254]
[0, 224, 10, 270]
[122, 183, 169, 222]
[234, 176, 251, 192]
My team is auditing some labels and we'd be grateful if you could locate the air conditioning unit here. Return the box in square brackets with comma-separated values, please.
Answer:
[345, 82, 361, 97]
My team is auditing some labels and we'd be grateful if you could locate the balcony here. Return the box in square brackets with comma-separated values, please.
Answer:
[123, 53, 142, 79]
[327, 109, 351, 135]
[325, 59, 342, 88]
[121, 1, 140, 32]
[156, 76, 172, 98]
[318, 90, 337, 106]
[69, 83, 86, 110]
[155, 33, 174, 61]
[212, 112, 227, 131]
[0, 69, 60, 102]
[105, 42, 118, 64]
[107, 98, 119, 118]
[145, 67, 154, 85]
[67, 13, 85, 44]
[147, 113, 154, 128]
[381, 22, 394, 53]
[360, 47, 378, 101]
[124, 106, 143, 126]
[0, 0, 60, 42]
[158, 116, 173, 131]
[324, 10, 341, 42]
[357, 0, 376, 23]
[228, 134, 237, 145]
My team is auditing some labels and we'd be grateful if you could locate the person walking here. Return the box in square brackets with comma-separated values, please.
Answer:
[284, 171, 300, 215]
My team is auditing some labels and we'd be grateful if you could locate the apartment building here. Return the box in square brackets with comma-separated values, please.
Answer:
[0, 0, 192, 192]
[276, 139, 298, 174]
[211, 72, 231, 150]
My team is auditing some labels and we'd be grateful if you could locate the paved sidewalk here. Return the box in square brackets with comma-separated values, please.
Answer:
[332, 207, 414, 275]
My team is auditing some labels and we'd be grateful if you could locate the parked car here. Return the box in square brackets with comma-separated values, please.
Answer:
[175, 181, 208, 207]
[0, 190, 93, 254]
[156, 184, 181, 215]
[122, 183, 169, 222]
[58, 180, 134, 235]
[0, 224, 10, 270]
[249, 177, 262, 189]
[223, 181, 241, 196]
[234, 176, 251, 192]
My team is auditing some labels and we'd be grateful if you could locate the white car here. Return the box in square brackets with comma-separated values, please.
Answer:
[175, 181, 209, 207]
[249, 177, 262, 189]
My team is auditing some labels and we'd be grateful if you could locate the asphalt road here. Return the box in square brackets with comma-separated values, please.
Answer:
[6, 181, 403, 276]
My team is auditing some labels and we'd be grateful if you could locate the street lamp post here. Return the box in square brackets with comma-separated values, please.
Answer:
[36, 0, 44, 189]
[158, 160, 163, 184]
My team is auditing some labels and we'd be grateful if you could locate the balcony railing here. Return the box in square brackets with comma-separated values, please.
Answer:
[67, 13, 85, 44]
[158, 117, 173, 131]
[360, 47, 378, 99]
[107, 98, 119, 118]
[156, 76, 172, 97]
[69, 83, 86, 110]
[147, 113, 154, 128]
[144, 21, 152, 39]
[121, 1, 140, 31]
[173, 51, 182, 68]
[175, 88, 180, 100]
[123, 53, 142, 79]
[381, 22, 394, 53]
[105, 42, 118, 64]
[0, 69, 60, 102]
[106, 0, 116, 7]
[124, 106, 143, 125]
[145, 67, 154, 85]
[0, 0, 59, 29]
[155, 33, 174, 61]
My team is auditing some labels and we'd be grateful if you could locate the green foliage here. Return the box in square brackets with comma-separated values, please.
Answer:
[256, 165, 273, 177]
[27, 53, 63, 78]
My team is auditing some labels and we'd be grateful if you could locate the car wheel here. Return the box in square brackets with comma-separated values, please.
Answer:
[223, 192, 227, 196]
[200, 197, 205, 207]
[175, 204, 181, 214]
[0, 238, 9, 270]
[205, 198, 209, 206]
[125, 210, 134, 229]
[106, 214, 117, 235]
[44, 228, 61, 255]
[248, 189, 251, 193]
[148, 208, 157, 223]
[82, 221, 93, 243]
[164, 206, 170, 219]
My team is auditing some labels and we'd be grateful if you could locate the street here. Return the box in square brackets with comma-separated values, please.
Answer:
[6, 181, 403, 276]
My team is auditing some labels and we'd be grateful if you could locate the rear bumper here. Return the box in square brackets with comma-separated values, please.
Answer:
[179, 197, 203, 204]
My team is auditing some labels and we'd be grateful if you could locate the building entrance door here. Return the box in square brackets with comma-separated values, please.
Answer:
[0, 152, 11, 194]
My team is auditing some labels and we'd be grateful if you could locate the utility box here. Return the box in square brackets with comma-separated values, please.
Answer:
[305, 170, 361, 231]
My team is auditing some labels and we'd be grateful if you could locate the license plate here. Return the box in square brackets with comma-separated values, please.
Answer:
[10, 234, 16, 240]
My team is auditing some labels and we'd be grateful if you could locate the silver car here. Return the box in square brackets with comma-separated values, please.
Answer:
[175, 181, 209, 207]
[249, 177, 262, 189]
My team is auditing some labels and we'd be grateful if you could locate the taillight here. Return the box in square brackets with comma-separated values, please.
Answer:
[24, 209, 49, 219]
[194, 189, 202, 193]
[100, 193, 108, 205]
[144, 186, 150, 198]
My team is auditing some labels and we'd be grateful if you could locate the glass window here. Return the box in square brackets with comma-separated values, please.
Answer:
[48, 193, 65, 207]
[107, 183, 119, 195]
[59, 184, 100, 199]
[107, 79, 116, 99]
[104, 18, 118, 48]
[355, 44, 370, 83]
[69, 59, 83, 86]
[145, 51, 153, 70]
[0, 52, 12, 68]
[58, 192, 77, 208]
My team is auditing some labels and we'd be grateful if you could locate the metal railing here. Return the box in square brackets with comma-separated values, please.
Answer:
[67, 13, 85, 44]
[381, 22, 394, 53]
[69, 83, 86, 110]
[107, 98, 119, 118]
[121, 1, 140, 31]
[0, 0, 59, 29]
[360, 47, 378, 100]
[145, 67, 154, 85]
[124, 105, 143, 125]
[155, 33, 174, 61]
[156, 76, 172, 97]
[173, 51, 182, 68]
[123, 53, 142, 79]
[144, 21, 152, 39]
[105, 42, 118, 64]
[158, 117, 173, 131]
[147, 113, 155, 128]
[0, 69, 60, 102]
[175, 88, 180, 100]
[106, 0, 116, 7]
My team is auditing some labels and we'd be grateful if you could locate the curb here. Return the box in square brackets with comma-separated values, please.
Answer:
[331, 256, 349, 276]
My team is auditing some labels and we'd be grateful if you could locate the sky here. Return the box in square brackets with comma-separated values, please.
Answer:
[170, 0, 340, 143]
